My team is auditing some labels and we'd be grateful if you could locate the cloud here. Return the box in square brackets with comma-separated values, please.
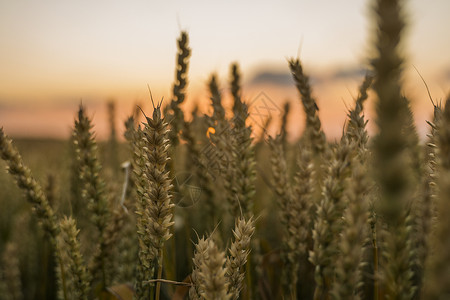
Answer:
[247, 69, 324, 86]
[246, 66, 369, 89]
[248, 71, 294, 86]
[329, 67, 368, 80]
[444, 68, 450, 80]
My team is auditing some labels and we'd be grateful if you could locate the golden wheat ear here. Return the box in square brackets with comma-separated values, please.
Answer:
[133, 102, 174, 299]
[193, 236, 231, 300]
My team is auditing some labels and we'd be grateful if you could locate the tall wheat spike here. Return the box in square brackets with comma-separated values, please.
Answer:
[423, 104, 443, 222]
[345, 74, 372, 150]
[168, 31, 191, 147]
[140, 99, 175, 299]
[325, 75, 372, 299]
[127, 120, 153, 299]
[414, 103, 443, 283]
[209, 74, 226, 123]
[289, 58, 327, 155]
[228, 63, 256, 217]
[204, 74, 230, 184]
[422, 96, 450, 298]
[412, 113, 438, 296]
[371, 0, 416, 298]
[72, 105, 111, 288]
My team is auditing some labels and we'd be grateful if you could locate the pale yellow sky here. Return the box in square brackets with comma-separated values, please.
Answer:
[0, 0, 449, 139]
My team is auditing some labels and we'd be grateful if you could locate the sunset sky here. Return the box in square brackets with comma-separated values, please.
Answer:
[1, 0, 449, 139]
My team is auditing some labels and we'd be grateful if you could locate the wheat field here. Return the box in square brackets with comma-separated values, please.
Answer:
[1, 0, 449, 299]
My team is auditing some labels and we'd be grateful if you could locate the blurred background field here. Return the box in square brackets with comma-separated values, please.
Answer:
[2, 1, 450, 300]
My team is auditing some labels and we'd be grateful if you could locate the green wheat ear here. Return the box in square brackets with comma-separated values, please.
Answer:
[72, 105, 112, 288]
[0, 128, 59, 241]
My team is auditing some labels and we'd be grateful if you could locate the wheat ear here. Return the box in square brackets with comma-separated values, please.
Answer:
[345, 74, 372, 151]
[415, 103, 443, 279]
[371, 0, 416, 297]
[331, 159, 369, 300]
[289, 58, 327, 155]
[141, 101, 175, 300]
[228, 63, 256, 217]
[72, 105, 111, 288]
[0, 128, 59, 241]
[168, 31, 191, 147]
[199, 238, 231, 300]
[56, 216, 90, 300]
[310, 138, 352, 300]
[226, 217, 255, 300]
[268, 134, 299, 298]
[190, 237, 209, 300]
[422, 96, 450, 298]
